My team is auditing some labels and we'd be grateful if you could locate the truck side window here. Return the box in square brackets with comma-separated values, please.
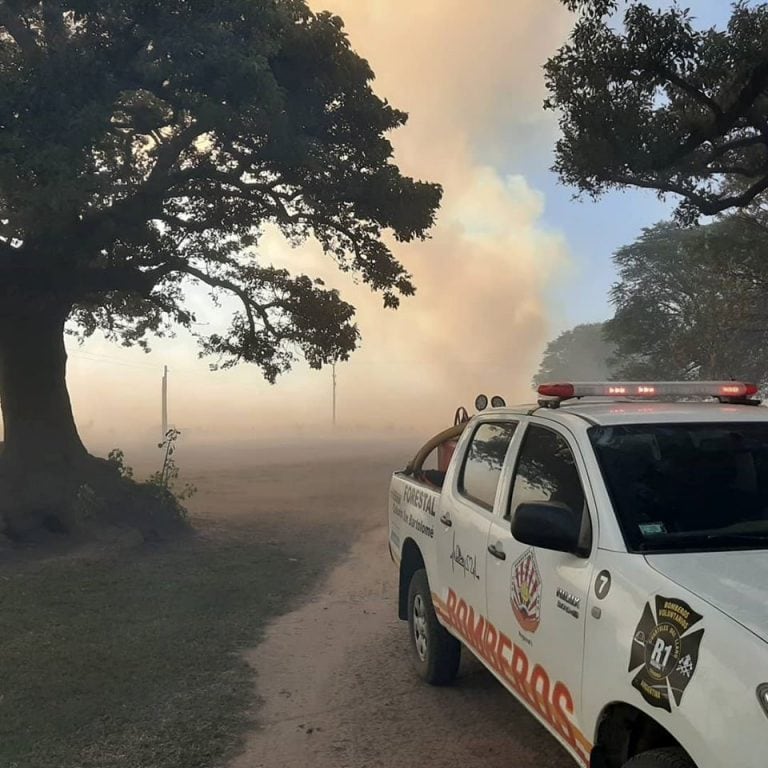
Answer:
[459, 422, 518, 510]
[507, 425, 585, 521]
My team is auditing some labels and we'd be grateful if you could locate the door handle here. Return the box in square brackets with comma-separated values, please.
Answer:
[439, 514, 453, 527]
[488, 542, 506, 560]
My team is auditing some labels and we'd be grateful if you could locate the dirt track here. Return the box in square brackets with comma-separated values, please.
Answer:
[2, 438, 572, 768]
[175, 439, 571, 766]
[228, 523, 569, 768]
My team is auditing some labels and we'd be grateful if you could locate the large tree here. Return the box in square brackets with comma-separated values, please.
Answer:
[606, 218, 768, 384]
[533, 322, 617, 386]
[547, 1, 768, 222]
[0, 1, 440, 528]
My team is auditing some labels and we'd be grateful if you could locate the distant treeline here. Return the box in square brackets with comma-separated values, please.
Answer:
[535, 213, 768, 390]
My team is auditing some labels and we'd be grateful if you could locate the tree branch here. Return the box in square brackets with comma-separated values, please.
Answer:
[154, 213, 214, 234]
[609, 171, 768, 215]
[171, 262, 278, 341]
[0, 238, 19, 263]
[144, 122, 208, 188]
[706, 164, 764, 177]
[658, 67, 723, 116]
[706, 133, 767, 161]
[41, 0, 65, 50]
[75, 121, 211, 249]
[170, 166, 290, 204]
[0, 5, 39, 60]
[664, 60, 768, 168]
[176, 167, 368, 251]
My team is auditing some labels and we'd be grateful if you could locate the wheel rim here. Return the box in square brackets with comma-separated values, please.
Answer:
[413, 593, 428, 661]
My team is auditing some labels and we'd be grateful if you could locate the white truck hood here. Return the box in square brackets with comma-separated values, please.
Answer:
[645, 550, 768, 643]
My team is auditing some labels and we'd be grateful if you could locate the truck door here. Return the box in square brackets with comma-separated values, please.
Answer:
[485, 421, 595, 765]
[435, 420, 518, 625]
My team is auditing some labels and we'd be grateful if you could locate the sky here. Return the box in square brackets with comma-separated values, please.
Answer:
[62, 0, 736, 448]
[528, 0, 734, 326]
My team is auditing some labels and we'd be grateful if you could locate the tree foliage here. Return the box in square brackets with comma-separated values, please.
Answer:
[606, 218, 768, 385]
[533, 322, 617, 386]
[0, 0, 441, 381]
[547, 1, 768, 222]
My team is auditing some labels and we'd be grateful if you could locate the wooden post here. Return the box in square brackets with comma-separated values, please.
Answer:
[161, 365, 168, 438]
[332, 362, 337, 427]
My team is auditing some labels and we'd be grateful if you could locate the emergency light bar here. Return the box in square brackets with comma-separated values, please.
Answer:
[537, 381, 759, 400]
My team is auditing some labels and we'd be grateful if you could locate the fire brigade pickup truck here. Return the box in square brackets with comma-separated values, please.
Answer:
[388, 382, 768, 768]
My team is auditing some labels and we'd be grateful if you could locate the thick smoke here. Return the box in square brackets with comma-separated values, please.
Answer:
[278, 0, 573, 427]
[66, 0, 573, 442]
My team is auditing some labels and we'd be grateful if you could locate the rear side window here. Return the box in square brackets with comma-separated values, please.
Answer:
[459, 422, 518, 510]
[508, 425, 585, 520]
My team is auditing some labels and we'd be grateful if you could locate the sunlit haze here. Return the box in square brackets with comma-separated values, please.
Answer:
[53, 1, 714, 449]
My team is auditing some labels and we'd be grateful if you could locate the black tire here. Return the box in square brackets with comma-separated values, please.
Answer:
[406, 568, 461, 685]
[622, 747, 696, 768]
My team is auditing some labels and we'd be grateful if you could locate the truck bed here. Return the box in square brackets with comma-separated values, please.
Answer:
[388, 472, 440, 559]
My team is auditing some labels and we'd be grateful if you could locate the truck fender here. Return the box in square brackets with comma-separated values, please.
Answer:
[398, 537, 425, 620]
[593, 702, 684, 768]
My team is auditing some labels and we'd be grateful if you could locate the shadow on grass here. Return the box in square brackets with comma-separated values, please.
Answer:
[0, 524, 344, 768]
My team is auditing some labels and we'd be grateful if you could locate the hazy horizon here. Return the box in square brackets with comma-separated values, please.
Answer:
[12, 1, 729, 449]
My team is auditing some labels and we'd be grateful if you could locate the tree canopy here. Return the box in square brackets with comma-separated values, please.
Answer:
[533, 322, 616, 386]
[547, 1, 768, 222]
[0, 0, 441, 381]
[606, 218, 768, 385]
[0, 0, 443, 533]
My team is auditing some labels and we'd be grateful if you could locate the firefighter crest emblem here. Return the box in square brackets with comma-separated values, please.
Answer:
[628, 596, 704, 712]
[510, 548, 542, 633]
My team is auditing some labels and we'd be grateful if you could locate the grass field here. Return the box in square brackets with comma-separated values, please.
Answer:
[0, 524, 343, 768]
[0, 439, 406, 768]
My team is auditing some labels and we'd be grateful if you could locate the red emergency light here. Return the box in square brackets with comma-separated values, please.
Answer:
[537, 381, 759, 400]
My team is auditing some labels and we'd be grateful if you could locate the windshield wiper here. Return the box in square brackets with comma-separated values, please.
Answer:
[636, 531, 768, 551]
[705, 532, 768, 544]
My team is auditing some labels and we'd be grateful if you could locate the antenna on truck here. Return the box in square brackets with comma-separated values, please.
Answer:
[454, 407, 470, 425]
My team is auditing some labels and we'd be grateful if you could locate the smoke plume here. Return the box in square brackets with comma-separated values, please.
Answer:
[66, 0, 573, 442]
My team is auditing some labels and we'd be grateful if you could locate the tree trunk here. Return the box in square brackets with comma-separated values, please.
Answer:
[0, 306, 90, 534]
[0, 308, 86, 467]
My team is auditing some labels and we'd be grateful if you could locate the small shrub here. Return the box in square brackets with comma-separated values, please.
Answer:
[147, 429, 197, 501]
[107, 449, 134, 480]
[72, 484, 106, 522]
[128, 483, 190, 537]
[105, 432, 195, 538]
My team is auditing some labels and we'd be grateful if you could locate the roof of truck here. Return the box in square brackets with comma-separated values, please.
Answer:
[531, 400, 768, 427]
[475, 383, 768, 428]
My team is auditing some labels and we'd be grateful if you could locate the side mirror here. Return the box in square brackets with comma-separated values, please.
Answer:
[511, 501, 590, 558]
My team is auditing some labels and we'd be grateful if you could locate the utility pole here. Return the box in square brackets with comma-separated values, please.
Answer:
[161, 365, 168, 438]
[332, 362, 337, 428]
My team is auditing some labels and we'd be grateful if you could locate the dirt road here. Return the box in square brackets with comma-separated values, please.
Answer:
[230, 524, 570, 768]
[3, 438, 571, 768]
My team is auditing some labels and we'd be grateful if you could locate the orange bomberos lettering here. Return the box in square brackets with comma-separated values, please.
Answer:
[439, 589, 591, 764]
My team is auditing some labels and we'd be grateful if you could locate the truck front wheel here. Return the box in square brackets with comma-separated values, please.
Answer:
[622, 748, 696, 768]
[407, 568, 460, 685]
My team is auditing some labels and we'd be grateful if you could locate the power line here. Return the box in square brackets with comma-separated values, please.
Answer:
[70, 352, 158, 370]
[68, 350, 200, 374]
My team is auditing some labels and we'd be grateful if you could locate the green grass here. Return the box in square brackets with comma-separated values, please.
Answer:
[0, 526, 342, 768]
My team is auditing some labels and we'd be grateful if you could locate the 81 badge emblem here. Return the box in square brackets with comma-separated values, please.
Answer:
[628, 595, 704, 712]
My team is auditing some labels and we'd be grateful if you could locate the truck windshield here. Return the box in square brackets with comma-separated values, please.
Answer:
[589, 422, 768, 553]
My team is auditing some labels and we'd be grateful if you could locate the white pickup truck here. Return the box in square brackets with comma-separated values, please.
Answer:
[388, 381, 768, 768]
